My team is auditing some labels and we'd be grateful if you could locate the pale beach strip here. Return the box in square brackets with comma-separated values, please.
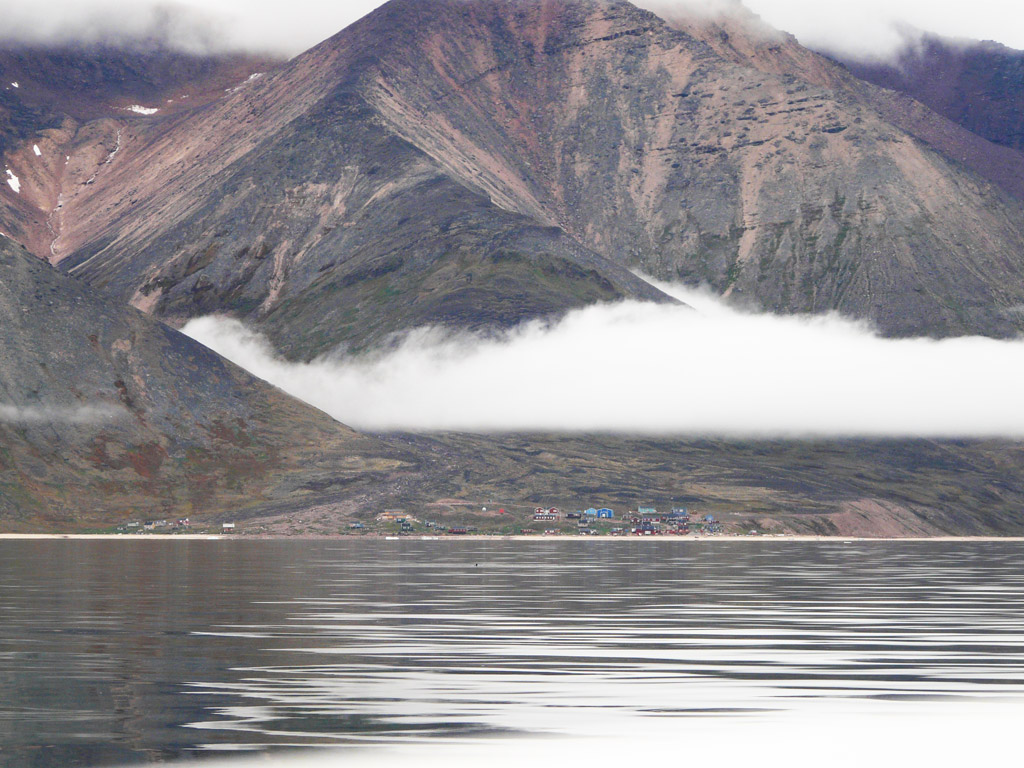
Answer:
[2, 533, 1024, 542]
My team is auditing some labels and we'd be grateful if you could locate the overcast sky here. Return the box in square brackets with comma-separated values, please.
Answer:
[1, 0, 1023, 59]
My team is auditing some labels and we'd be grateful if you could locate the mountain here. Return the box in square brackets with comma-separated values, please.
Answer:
[3, 1, 1024, 537]
[15, 11, 671, 360]
[0, 45, 278, 128]
[838, 35, 1024, 155]
[0, 235, 412, 530]
[21, 0, 1024, 355]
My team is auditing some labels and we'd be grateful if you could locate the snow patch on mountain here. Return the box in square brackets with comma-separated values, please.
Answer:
[226, 72, 264, 93]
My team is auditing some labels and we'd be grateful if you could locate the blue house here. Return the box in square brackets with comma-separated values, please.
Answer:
[584, 507, 599, 516]
[596, 508, 614, 519]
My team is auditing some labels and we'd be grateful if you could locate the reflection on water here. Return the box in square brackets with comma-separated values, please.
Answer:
[1, 540, 1023, 765]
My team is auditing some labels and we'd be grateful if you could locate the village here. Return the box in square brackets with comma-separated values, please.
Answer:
[369, 506, 725, 537]
[104, 507, 729, 538]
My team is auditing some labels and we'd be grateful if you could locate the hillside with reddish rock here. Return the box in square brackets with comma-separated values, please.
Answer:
[22, 0, 1024, 352]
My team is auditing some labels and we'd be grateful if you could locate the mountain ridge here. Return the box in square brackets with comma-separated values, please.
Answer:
[838, 34, 1024, 154]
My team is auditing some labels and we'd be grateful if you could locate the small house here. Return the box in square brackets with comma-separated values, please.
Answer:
[596, 508, 614, 519]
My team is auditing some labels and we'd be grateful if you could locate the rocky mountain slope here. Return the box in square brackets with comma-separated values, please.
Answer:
[9, 12, 671, 360]
[0, 45, 279, 263]
[0, 236, 412, 529]
[661, 8, 1024, 206]
[31, 0, 1024, 354]
[840, 35, 1024, 154]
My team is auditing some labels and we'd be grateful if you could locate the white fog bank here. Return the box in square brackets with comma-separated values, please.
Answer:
[182, 285, 1024, 438]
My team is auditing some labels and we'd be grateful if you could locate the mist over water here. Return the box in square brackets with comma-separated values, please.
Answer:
[183, 283, 1024, 437]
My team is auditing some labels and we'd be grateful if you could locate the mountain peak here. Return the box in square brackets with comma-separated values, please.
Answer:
[9, 0, 1024, 358]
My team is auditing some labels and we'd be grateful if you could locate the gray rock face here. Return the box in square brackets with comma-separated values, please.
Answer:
[0, 237, 406, 527]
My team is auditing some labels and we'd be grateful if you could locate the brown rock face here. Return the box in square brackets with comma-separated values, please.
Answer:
[661, 9, 1024, 206]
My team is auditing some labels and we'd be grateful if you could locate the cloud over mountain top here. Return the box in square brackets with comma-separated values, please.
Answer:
[2, 1, 1023, 60]
[0, 0, 380, 55]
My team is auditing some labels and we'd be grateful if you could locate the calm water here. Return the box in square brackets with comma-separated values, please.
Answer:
[1, 539, 1024, 767]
